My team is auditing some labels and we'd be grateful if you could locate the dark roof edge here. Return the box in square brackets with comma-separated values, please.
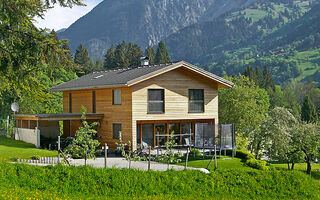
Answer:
[50, 83, 128, 92]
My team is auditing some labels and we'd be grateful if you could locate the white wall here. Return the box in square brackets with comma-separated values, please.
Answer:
[14, 128, 40, 148]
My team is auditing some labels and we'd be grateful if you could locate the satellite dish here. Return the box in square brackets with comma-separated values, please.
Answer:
[11, 103, 19, 113]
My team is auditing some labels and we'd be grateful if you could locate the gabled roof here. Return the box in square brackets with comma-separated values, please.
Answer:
[50, 61, 234, 91]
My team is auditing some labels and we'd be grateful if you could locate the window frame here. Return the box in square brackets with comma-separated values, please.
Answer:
[113, 123, 122, 139]
[147, 89, 165, 114]
[112, 88, 122, 105]
[92, 91, 96, 113]
[69, 93, 72, 113]
[188, 89, 204, 113]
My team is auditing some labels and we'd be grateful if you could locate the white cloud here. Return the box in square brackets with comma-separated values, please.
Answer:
[35, 0, 103, 31]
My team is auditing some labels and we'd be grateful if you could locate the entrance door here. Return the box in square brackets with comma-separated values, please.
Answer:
[195, 123, 215, 148]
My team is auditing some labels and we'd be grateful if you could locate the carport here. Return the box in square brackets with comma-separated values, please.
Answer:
[13, 113, 104, 148]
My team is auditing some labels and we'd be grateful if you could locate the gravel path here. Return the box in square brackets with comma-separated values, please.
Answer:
[68, 157, 210, 173]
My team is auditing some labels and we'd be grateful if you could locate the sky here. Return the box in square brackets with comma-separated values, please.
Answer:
[35, 0, 103, 31]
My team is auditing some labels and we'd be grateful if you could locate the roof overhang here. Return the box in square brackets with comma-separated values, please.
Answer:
[127, 61, 234, 88]
[50, 84, 128, 92]
[13, 113, 104, 121]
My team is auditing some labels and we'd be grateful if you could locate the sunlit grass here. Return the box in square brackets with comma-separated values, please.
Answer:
[0, 136, 57, 161]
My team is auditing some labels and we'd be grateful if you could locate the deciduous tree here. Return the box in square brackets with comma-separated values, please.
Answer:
[219, 75, 270, 149]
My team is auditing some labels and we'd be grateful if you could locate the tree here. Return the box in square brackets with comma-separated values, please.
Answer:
[301, 95, 317, 122]
[292, 122, 320, 174]
[0, 0, 81, 106]
[145, 45, 156, 65]
[114, 41, 130, 68]
[104, 41, 143, 69]
[0, 0, 80, 116]
[103, 45, 115, 69]
[252, 107, 302, 169]
[66, 106, 100, 163]
[243, 66, 256, 81]
[268, 85, 286, 108]
[219, 75, 270, 149]
[155, 41, 171, 64]
[74, 44, 91, 75]
[262, 66, 275, 90]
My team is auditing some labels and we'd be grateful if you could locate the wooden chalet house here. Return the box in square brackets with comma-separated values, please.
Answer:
[14, 60, 233, 150]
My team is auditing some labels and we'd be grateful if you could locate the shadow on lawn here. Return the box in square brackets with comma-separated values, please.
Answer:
[0, 136, 36, 149]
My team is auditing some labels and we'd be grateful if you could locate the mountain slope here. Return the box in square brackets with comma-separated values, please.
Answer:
[163, 0, 320, 84]
[59, 0, 257, 59]
[165, 0, 312, 63]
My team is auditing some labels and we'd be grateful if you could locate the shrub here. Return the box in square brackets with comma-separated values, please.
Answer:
[30, 155, 40, 160]
[235, 150, 255, 160]
[246, 158, 269, 170]
[190, 148, 201, 157]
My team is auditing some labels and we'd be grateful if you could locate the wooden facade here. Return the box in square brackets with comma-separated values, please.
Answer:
[63, 87, 132, 149]
[61, 67, 221, 150]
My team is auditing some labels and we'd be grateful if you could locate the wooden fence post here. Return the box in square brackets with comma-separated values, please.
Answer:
[104, 143, 108, 168]
[148, 146, 151, 170]
[214, 145, 217, 170]
[85, 151, 87, 166]
[57, 136, 60, 164]
[185, 146, 189, 169]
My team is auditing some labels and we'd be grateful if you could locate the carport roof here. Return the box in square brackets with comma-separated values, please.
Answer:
[12, 113, 104, 121]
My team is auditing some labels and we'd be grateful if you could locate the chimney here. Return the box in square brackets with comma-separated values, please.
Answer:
[140, 56, 149, 66]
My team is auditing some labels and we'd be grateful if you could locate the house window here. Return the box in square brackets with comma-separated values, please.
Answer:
[189, 89, 204, 113]
[92, 91, 96, 113]
[113, 89, 122, 105]
[148, 89, 164, 113]
[69, 93, 72, 113]
[113, 123, 122, 139]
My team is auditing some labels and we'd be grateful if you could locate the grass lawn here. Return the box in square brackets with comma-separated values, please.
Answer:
[177, 155, 250, 171]
[0, 162, 320, 200]
[272, 162, 320, 171]
[0, 136, 57, 161]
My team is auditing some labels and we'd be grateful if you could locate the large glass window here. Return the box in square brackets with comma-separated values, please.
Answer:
[155, 123, 166, 146]
[189, 89, 204, 113]
[113, 123, 122, 139]
[182, 123, 192, 146]
[148, 89, 164, 113]
[113, 89, 122, 105]
[169, 123, 180, 145]
[142, 124, 154, 147]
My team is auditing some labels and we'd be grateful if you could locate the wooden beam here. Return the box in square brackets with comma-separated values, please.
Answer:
[153, 123, 156, 147]
[140, 123, 142, 147]
[136, 119, 215, 124]
[180, 123, 182, 146]
[166, 123, 169, 142]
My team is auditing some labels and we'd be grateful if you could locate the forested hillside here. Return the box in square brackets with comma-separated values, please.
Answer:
[58, 0, 257, 59]
[164, 0, 320, 85]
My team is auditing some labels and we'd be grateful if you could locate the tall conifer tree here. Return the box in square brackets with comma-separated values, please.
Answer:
[104, 45, 116, 69]
[74, 44, 91, 75]
[155, 41, 171, 64]
[301, 95, 317, 122]
[145, 45, 156, 65]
